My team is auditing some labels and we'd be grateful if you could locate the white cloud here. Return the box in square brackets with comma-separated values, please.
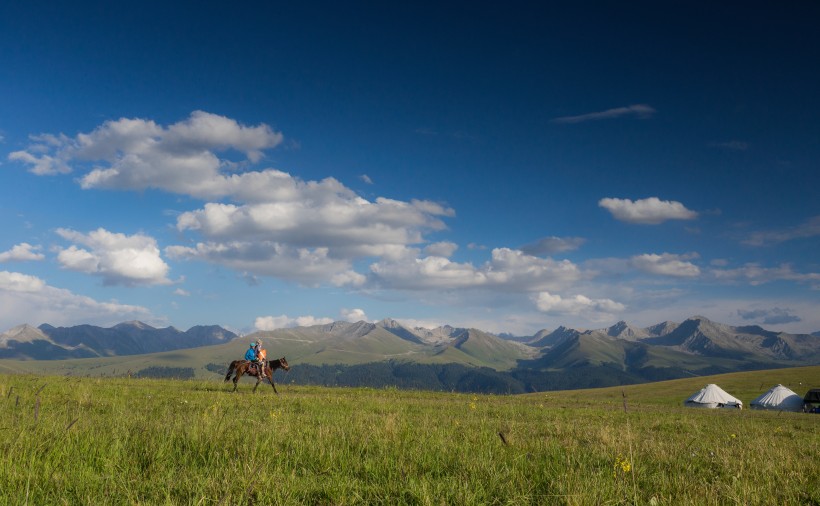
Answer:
[175, 193, 451, 248]
[552, 104, 656, 124]
[10, 111, 283, 195]
[173, 288, 190, 296]
[599, 197, 698, 224]
[532, 291, 625, 318]
[359, 174, 373, 184]
[370, 248, 582, 292]
[630, 253, 701, 277]
[166, 241, 365, 287]
[0, 271, 46, 292]
[55, 228, 172, 286]
[0, 243, 45, 262]
[423, 241, 458, 258]
[341, 308, 368, 322]
[7, 150, 71, 175]
[0, 270, 152, 329]
[5, 109, 456, 287]
[254, 314, 334, 331]
[520, 236, 585, 255]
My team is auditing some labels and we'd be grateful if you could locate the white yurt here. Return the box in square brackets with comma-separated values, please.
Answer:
[750, 384, 804, 412]
[684, 384, 743, 409]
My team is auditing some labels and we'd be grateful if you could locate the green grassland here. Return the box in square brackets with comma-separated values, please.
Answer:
[1, 366, 818, 505]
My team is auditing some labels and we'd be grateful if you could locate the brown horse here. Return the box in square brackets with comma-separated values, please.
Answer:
[224, 357, 290, 393]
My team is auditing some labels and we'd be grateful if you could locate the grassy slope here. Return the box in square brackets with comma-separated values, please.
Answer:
[454, 329, 533, 370]
[0, 366, 818, 504]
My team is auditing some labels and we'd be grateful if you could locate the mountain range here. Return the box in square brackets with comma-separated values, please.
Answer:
[0, 321, 236, 360]
[1, 316, 818, 391]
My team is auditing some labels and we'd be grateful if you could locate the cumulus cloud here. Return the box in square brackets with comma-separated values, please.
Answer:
[166, 241, 365, 287]
[520, 236, 585, 256]
[423, 241, 458, 258]
[599, 197, 698, 224]
[630, 253, 701, 277]
[55, 228, 172, 286]
[532, 291, 625, 318]
[7, 150, 71, 175]
[552, 104, 656, 124]
[175, 193, 452, 250]
[741, 215, 820, 246]
[9, 113, 455, 260]
[254, 314, 334, 331]
[10, 111, 283, 193]
[341, 308, 368, 322]
[11, 111, 459, 286]
[370, 248, 582, 292]
[737, 307, 801, 325]
[0, 243, 45, 262]
[0, 270, 152, 328]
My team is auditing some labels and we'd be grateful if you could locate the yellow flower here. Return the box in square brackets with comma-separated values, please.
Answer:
[614, 454, 631, 473]
[469, 402, 477, 410]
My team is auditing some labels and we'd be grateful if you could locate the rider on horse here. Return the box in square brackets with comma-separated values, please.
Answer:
[251, 339, 267, 378]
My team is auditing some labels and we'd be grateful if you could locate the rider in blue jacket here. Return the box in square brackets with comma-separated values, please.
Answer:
[244, 342, 257, 362]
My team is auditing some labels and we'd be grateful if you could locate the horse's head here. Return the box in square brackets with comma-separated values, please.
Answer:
[271, 357, 290, 372]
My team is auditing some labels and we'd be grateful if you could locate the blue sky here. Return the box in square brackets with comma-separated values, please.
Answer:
[1, 2, 819, 335]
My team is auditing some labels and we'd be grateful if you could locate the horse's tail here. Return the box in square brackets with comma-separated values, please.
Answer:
[224, 361, 237, 382]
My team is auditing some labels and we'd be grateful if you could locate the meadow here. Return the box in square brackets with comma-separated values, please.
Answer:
[1, 366, 818, 505]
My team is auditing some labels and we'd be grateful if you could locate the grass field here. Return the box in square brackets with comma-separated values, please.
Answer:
[1, 366, 818, 505]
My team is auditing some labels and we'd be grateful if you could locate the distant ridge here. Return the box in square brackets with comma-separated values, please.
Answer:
[0, 322, 237, 360]
[1, 316, 817, 392]
[0, 316, 818, 394]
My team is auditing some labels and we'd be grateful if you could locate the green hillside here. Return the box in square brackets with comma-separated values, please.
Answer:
[1, 366, 818, 504]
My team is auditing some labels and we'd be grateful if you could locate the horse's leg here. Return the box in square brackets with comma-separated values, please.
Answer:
[253, 374, 262, 393]
[232, 368, 243, 392]
[270, 376, 279, 395]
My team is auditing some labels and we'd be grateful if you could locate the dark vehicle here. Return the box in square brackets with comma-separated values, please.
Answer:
[803, 388, 820, 413]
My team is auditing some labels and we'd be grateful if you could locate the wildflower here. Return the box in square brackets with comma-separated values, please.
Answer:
[469, 402, 477, 410]
[614, 454, 631, 474]
[730, 433, 737, 439]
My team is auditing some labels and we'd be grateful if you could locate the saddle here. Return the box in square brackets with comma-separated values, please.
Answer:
[249, 361, 266, 377]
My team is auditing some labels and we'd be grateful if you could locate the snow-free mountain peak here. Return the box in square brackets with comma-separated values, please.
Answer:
[0, 324, 53, 347]
[320, 320, 377, 339]
[605, 321, 649, 340]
